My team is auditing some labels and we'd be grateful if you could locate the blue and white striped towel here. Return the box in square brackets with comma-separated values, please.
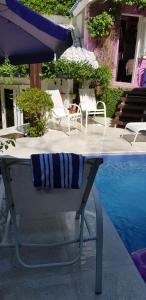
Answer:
[31, 153, 84, 189]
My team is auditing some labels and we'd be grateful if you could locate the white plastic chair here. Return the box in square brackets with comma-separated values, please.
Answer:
[79, 89, 106, 129]
[1, 155, 103, 294]
[45, 90, 82, 134]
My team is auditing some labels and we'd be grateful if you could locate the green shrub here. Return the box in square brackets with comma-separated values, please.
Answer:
[87, 12, 114, 39]
[16, 88, 53, 137]
[99, 87, 123, 118]
[94, 65, 112, 87]
[27, 118, 46, 137]
[42, 60, 112, 87]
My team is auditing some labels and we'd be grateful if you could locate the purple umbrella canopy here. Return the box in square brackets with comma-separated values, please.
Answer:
[0, 0, 72, 64]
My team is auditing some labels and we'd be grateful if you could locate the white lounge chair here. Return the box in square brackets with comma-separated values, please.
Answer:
[123, 122, 146, 144]
[1, 155, 103, 294]
[45, 89, 82, 134]
[79, 88, 106, 129]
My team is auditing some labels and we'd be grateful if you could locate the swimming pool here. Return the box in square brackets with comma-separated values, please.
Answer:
[95, 154, 146, 253]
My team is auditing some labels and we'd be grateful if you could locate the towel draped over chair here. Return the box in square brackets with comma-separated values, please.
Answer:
[31, 153, 84, 189]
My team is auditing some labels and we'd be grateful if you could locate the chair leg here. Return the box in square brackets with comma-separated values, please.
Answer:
[104, 112, 107, 127]
[85, 111, 88, 129]
[67, 118, 70, 135]
[79, 210, 85, 252]
[121, 127, 126, 138]
[80, 116, 82, 131]
[132, 132, 139, 144]
[93, 187, 103, 294]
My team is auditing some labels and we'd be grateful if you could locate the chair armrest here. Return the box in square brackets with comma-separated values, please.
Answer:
[96, 101, 106, 110]
[70, 104, 82, 114]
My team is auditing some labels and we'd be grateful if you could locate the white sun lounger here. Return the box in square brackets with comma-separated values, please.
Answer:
[0, 155, 103, 294]
[46, 89, 82, 134]
[79, 88, 106, 129]
[124, 122, 146, 144]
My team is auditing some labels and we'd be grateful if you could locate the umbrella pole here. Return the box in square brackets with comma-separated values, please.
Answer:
[30, 64, 41, 88]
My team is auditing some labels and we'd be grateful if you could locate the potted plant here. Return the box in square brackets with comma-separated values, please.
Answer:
[86, 12, 114, 44]
[16, 88, 53, 137]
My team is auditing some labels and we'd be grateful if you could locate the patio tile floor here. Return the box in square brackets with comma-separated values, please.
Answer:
[0, 117, 146, 158]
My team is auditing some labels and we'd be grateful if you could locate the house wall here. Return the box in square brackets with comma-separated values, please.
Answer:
[85, 3, 146, 88]
[0, 79, 29, 129]
[134, 58, 146, 86]
[0, 78, 74, 129]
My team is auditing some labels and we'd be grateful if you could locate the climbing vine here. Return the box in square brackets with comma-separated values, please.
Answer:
[0, 58, 29, 84]
[113, 0, 146, 8]
[42, 59, 112, 87]
[20, 0, 76, 16]
[86, 0, 146, 39]
[87, 12, 115, 38]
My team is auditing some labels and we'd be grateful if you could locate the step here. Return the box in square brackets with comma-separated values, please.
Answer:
[118, 103, 146, 111]
[126, 88, 146, 96]
[119, 116, 144, 122]
[125, 96, 146, 104]
[116, 112, 144, 118]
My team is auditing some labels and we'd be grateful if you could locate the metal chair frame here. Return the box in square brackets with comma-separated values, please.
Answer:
[1, 157, 103, 294]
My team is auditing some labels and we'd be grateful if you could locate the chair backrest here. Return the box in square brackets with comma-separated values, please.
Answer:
[79, 89, 97, 111]
[1, 157, 103, 218]
[45, 89, 67, 118]
[45, 90, 64, 109]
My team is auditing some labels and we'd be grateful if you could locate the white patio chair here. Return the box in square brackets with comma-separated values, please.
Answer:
[122, 122, 146, 144]
[1, 154, 103, 294]
[79, 88, 106, 129]
[45, 89, 82, 134]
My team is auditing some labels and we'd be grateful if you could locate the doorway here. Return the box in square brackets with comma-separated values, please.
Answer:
[116, 15, 138, 82]
[4, 89, 14, 127]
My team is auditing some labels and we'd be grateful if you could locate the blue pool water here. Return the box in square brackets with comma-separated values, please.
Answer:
[95, 154, 146, 253]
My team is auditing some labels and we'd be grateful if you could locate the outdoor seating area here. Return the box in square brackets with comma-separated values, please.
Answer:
[44, 88, 106, 135]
